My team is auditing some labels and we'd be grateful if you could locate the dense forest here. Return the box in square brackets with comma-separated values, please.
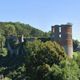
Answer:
[0, 22, 80, 80]
[0, 22, 50, 38]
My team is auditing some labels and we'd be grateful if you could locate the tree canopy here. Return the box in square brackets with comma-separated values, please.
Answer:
[0, 22, 80, 80]
[0, 22, 49, 38]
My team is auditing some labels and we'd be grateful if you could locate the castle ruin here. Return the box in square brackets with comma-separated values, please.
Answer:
[6, 23, 73, 58]
[51, 23, 73, 58]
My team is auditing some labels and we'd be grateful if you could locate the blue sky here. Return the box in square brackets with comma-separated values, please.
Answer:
[0, 0, 80, 41]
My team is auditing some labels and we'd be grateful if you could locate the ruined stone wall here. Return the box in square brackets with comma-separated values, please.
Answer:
[51, 24, 73, 58]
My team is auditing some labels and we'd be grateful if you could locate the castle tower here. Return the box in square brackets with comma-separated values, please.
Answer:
[51, 23, 73, 58]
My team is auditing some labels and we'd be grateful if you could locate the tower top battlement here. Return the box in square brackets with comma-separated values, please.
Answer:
[52, 23, 72, 28]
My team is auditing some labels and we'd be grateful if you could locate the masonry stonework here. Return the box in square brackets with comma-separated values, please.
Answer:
[51, 24, 73, 58]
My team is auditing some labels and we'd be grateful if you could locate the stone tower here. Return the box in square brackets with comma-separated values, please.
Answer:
[51, 23, 73, 58]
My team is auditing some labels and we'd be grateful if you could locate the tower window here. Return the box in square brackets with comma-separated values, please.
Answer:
[59, 34, 61, 38]
[59, 27, 61, 32]
[52, 28, 55, 32]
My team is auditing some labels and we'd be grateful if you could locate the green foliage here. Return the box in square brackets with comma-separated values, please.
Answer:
[73, 40, 80, 51]
[0, 21, 80, 80]
[0, 39, 80, 80]
[4, 24, 16, 36]
[24, 40, 80, 80]
[3, 77, 12, 80]
[74, 53, 80, 68]
[0, 34, 7, 56]
[0, 22, 49, 37]
[48, 64, 62, 80]
[25, 40, 66, 66]
[60, 60, 80, 80]
[25, 40, 67, 80]
[0, 34, 5, 47]
[44, 60, 80, 80]
[0, 48, 7, 56]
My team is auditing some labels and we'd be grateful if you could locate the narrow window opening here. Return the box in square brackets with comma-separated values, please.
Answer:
[59, 34, 61, 38]
[59, 27, 61, 32]
[52, 28, 55, 32]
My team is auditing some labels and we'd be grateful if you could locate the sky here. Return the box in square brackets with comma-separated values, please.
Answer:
[0, 0, 80, 41]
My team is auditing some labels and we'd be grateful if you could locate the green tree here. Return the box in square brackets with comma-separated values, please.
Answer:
[4, 24, 16, 36]
[45, 60, 80, 80]
[60, 60, 80, 80]
[25, 40, 66, 80]
[0, 34, 7, 56]
[25, 40, 66, 66]
[73, 40, 80, 51]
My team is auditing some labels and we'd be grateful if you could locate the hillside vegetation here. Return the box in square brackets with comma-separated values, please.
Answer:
[0, 22, 80, 80]
[0, 22, 49, 38]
